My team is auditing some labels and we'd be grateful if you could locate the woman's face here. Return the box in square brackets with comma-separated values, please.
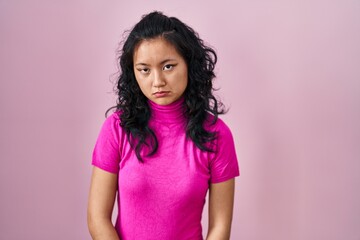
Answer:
[133, 37, 188, 105]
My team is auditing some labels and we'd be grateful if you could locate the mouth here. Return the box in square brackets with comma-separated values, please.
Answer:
[153, 91, 170, 97]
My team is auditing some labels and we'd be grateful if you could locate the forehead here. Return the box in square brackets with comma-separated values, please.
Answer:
[133, 37, 182, 63]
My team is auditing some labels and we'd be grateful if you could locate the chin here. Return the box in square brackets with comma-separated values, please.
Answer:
[153, 98, 175, 105]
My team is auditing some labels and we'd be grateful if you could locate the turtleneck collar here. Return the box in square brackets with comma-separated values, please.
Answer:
[148, 96, 186, 124]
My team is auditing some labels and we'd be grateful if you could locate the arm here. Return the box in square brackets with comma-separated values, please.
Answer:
[206, 178, 235, 240]
[87, 166, 120, 240]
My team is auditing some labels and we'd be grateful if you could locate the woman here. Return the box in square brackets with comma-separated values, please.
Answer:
[88, 11, 240, 240]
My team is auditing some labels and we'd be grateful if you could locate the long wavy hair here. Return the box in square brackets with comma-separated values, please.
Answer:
[106, 11, 226, 162]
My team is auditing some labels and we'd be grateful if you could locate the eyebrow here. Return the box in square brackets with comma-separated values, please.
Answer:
[135, 58, 177, 66]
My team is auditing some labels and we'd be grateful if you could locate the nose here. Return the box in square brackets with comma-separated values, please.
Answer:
[152, 70, 166, 87]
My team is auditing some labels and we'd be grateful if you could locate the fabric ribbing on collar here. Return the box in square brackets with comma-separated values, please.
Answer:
[148, 97, 186, 124]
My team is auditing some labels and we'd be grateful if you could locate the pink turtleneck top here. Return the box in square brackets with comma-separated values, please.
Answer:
[92, 97, 240, 240]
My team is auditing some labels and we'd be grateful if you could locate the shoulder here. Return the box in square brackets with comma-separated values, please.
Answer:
[204, 113, 233, 136]
[204, 113, 236, 153]
[108, 110, 122, 121]
[92, 110, 123, 173]
[104, 110, 122, 126]
[98, 110, 123, 137]
[205, 113, 240, 183]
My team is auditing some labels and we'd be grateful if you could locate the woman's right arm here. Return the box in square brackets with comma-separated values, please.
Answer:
[87, 166, 120, 240]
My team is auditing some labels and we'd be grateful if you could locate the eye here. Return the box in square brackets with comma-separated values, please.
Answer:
[163, 64, 175, 71]
[137, 68, 150, 74]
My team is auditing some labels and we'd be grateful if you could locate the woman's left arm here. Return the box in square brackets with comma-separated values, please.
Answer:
[206, 178, 235, 240]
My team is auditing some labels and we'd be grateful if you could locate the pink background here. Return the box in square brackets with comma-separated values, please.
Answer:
[1, 0, 359, 239]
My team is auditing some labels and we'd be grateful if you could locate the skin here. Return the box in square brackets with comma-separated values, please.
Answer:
[87, 36, 235, 240]
[133, 37, 188, 106]
[206, 179, 235, 240]
[87, 168, 119, 240]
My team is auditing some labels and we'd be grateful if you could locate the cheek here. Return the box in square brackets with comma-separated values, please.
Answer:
[136, 81, 147, 93]
[181, 71, 189, 89]
[134, 74, 147, 93]
[173, 66, 187, 86]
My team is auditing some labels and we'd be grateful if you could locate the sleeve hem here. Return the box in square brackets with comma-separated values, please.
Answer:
[91, 162, 119, 174]
[210, 173, 240, 184]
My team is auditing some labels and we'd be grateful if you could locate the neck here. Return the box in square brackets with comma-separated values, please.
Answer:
[148, 97, 186, 123]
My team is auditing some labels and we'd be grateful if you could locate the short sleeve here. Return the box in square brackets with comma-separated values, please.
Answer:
[209, 120, 240, 183]
[91, 112, 121, 174]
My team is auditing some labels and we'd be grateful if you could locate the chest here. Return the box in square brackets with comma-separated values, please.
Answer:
[117, 123, 211, 206]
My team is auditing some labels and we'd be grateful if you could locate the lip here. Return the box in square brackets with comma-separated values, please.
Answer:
[153, 91, 170, 98]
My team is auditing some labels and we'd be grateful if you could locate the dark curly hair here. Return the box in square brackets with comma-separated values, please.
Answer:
[106, 11, 226, 162]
